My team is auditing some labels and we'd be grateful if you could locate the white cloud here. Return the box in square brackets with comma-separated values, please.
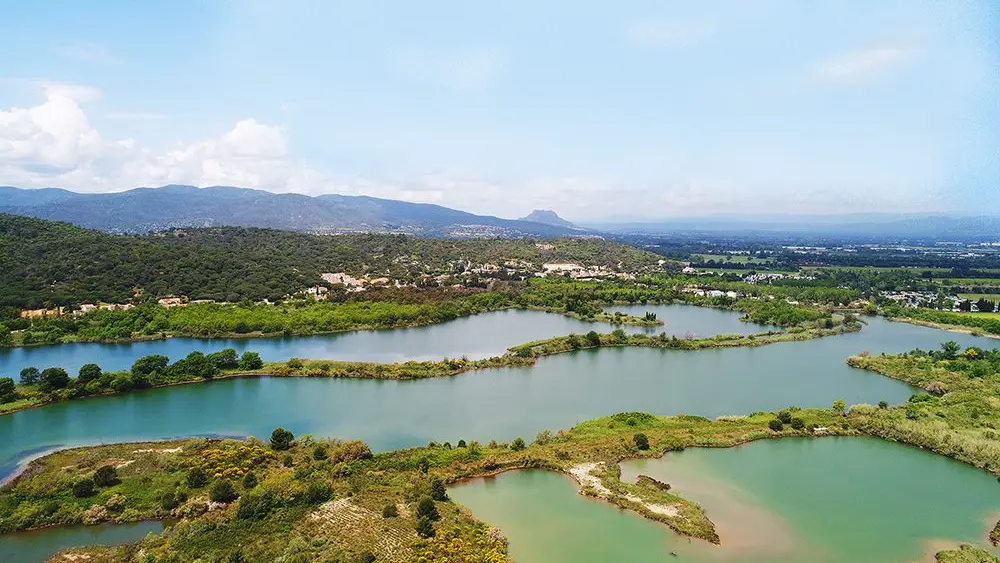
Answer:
[105, 112, 167, 121]
[814, 43, 915, 82]
[54, 42, 118, 65]
[391, 47, 505, 91]
[624, 20, 712, 49]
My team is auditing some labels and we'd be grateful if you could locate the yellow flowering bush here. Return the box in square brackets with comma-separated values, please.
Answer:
[414, 524, 509, 563]
[198, 443, 274, 479]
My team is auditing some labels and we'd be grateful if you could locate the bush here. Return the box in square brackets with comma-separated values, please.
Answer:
[510, 437, 526, 451]
[456, 439, 467, 448]
[878, 400, 889, 409]
[78, 363, 102, 383]
[209, 480, 238, 503]
[586, 331, 601, 346]
[633, 433, 650, 450]
[768, 419, 784, 432]
[283, 454, 294, 467]
[160, 491, 180, 510]
[304, 481, 332, 504]
[382, 504, 399, 518]
[416, 516, 436, 538]
[777, 410, 792, 424]
[313, 444, 328, 461]
[93, 465, 119, 487]
[271, 427, 294, 450]
[73, 478, 96, 498]
[287, 358, 304, 370]
[236, 492, 275, 520]
[790, 417, 805, 430]
[0, 377, 16, 403]
[39, 367, 70, 391]
[186, 467, 208, 488]
[357, 552, 376, 563]
[416, 498, 440, 521]
[242, 472, 258, 490]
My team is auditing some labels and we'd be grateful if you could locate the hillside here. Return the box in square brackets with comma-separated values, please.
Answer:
[0, 214, 663, 308]
[0, 185, 587, 237]
[519, 209, 578, 228]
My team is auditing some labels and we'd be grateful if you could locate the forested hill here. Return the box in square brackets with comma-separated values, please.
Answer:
[0, 214, 663, 307]
[0, 185, 587, 237]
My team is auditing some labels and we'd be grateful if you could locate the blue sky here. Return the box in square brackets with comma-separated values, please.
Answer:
[1, 1, 997, 220]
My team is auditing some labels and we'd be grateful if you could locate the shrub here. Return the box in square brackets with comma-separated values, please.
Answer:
[456, 439, 467, 448]
[236, 492, 275, 520]
[510, 437, 526, 451]
[287, 358, 304, 370]
[73, 478, 96, 498]
[78, 363, 102, 383]
[878, 400, 889, 409]
[777, 410, 792, 424]
[93, 465, 119, 487]
[790, 417, 805, 430]
[238, 351, 264, 370]
[186, 467, 208, 488]
[768, 419, 784, 432]
[271, 427, 295, 451]
[209, 479, 238, 503]
[586, 331, 601, 346]
[633, 433, 650, 450]
[357, 552, 376, 563]
[283, 454, 294, 467]
[160, 491, 180, 510]
[313, 445, 328, 461]
[242, 472, 258, 490]
[416, 498, 440, 521]
[304, 481, 332, 504]
[0, 377, 15, 403]
[382, 504, 399, 518]
[416, 516, 436, 538]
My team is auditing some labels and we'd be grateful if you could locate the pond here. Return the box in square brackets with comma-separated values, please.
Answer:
[0, 520, 164, 563]
[450, 438, 1000, 563]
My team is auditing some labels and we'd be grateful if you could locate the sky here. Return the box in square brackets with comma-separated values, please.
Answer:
[0, 1, 997, 221]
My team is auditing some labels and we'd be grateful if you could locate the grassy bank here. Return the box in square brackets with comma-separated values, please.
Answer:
[0, 410, 851, 562]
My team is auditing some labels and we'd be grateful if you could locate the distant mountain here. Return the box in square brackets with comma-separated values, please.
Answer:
[0, 185, 590, 238]
[519, 209, 577, 229]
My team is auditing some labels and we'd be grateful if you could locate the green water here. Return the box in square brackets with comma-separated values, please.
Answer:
[0, 521, 164, 563]
[451, 438, 1000, 563]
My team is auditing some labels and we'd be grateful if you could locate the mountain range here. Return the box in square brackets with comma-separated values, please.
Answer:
[0, 185, 588, 237]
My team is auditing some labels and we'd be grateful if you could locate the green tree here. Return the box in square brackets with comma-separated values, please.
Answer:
[777, 410, 792, 424]
[940, 341, 961, 360]
[94, 465, 119, 487]
[768, 419, 784, 432]
[0, 324, 11, 347]
[72, 478, 96, 498]
[416, 515, 436, 538]
[382, 504, 399, 518]
[633, 433, 650, 450]
[0, 377, 15, 403]
[160, 490, 180, 510]
[209, 480, 238, 503]
[210, 348, 239, 369]
[510, 437, 526, 451]
[271, 427, 294, 451]
[238, 351, 263, 370]
[19, 367, 40, 385]
[313, 444, 328, 460]
[878, 400, 889, 409]
[586, 331, 601, 346]
[790, 417, 805, 430]
[416, 498, 440, 521]
[39, 367, 70, 391]
[78, 363, 102, 383]
[430, 477, 449, 502]
[832, 399, 846, 415]
[287, 358, 304, 370]
[132, 354, 169, 378]
[186, 467, 208, 488]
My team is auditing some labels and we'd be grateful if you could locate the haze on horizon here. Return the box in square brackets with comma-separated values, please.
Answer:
[1, 1, 997, 222]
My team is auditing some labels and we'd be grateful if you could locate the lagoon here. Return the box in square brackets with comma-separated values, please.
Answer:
[450, 438, 1000, 563]
[1, 314, 981, 482]
[0, 520, 164, 563]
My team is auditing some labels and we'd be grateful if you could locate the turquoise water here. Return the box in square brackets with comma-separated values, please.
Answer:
[0, 521, 164, 563]
[451, 438, 1000, 563]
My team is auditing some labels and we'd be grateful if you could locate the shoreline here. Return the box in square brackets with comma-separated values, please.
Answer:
[0, 322, 859, 417]
[886, 316, 1000, 340]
